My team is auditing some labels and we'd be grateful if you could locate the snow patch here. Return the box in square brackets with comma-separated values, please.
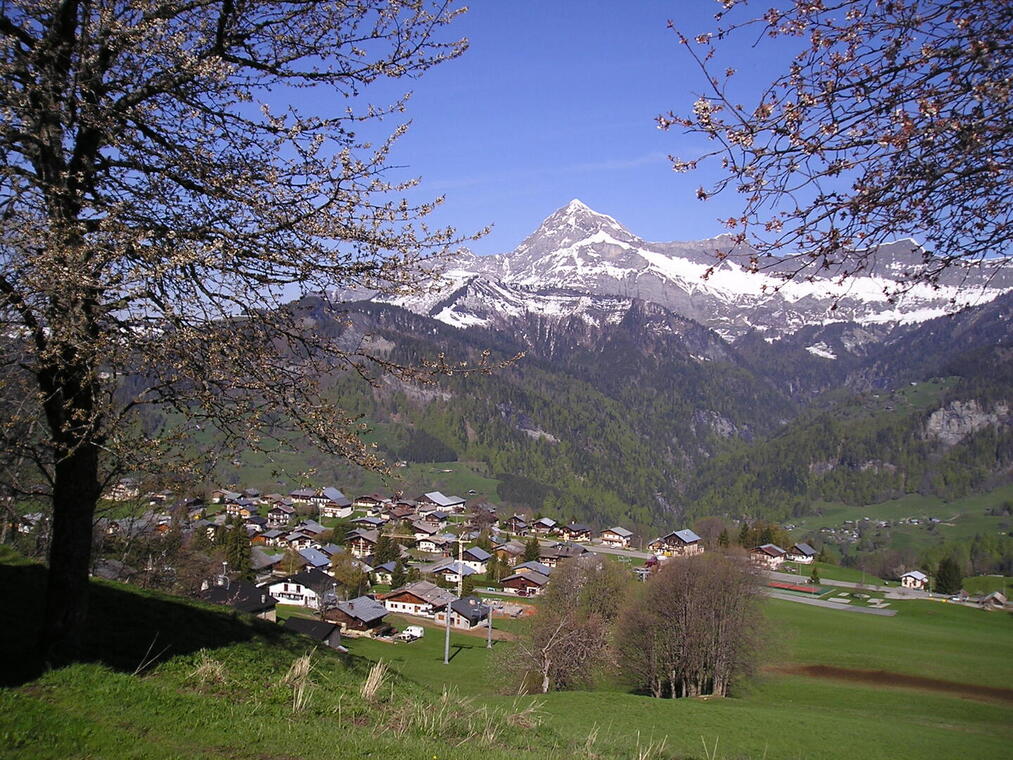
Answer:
[805, 342, 837, 360]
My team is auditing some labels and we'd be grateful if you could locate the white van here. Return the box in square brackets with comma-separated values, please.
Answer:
[397, 625, 425, 641]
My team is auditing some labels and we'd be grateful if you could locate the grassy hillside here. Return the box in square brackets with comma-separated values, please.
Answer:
[4, 558, 1010, 760]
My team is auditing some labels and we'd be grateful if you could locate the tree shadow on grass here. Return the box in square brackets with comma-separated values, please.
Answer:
[0, 562, 287, 687]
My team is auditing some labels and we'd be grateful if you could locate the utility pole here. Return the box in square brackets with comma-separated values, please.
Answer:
[443, 534, 465, 665]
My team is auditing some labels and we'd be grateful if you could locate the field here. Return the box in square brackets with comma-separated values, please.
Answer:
[2, 549, 1010, 760]
[342, 597, 1013, 760]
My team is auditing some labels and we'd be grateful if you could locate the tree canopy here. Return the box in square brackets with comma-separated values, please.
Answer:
[0, 0, 471, 662]
[662, 0, 1012, 292]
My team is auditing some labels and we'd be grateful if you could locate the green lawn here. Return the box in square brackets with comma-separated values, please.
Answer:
[3, 553, 1011, 760]
[963, 575, 1012, 597]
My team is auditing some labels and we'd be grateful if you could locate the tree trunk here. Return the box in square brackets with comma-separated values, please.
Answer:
[40, 440, 100, 665]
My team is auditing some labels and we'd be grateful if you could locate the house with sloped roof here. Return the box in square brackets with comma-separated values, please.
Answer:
[600, 526, 634, 548]
[648, 529, 703, 557]
[502, 570, 549, 596]
[319, 487, 354, 519]
[530, 517, 557, 535]
[559, 523, 593, 542]
[514, 560, 553, 577]
[461, 546, 492, 574]
[298, 547, 332, 570]
[419, 491, 467, 513]
[326, 595, 389, 635]
[284, 617, 343, 649]
[262, 567, 333, 609]
[750, 543, 787, 570]
[900, 569, 929, 590]
[200, 580, 278, 621]
[380, 580, 456, 617]
[435, 595, 490, 630]
[786, 542, 817, 564]
[346, 528, 378, 558]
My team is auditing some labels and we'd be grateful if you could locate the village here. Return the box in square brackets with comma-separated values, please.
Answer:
[53, 478, 986, 654]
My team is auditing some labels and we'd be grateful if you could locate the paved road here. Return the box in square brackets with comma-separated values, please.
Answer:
[765, 590, 897, 615]
[584, 544, 652, 560]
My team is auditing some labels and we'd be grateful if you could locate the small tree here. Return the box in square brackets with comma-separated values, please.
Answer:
[510, 555, 631, 693]
[523, 536, 541, 562]
[373, 535, 401, 565]
[390, 560, 407, 590]
[808, 565, 820, 585]
[331, 553, 369, 600]
[717, 529, 730, 549]
[936, 556, 963, 595]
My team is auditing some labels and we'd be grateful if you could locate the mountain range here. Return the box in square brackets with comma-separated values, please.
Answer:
[314, 201, 1011, 531]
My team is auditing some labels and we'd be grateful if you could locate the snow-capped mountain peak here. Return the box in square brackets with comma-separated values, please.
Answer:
[347, 202, 1012, 342]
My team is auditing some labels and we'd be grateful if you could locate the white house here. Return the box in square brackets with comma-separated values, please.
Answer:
[750, 543, 787, 570]
[262, 567, 333, 610]
[600, 526, 633, 548]
[900, 570, 929, 590]
[786, 543, 817, 564]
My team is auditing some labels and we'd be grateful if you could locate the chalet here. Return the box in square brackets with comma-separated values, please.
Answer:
[750, 544, 787, 570]
[381, 580, 456, 617]
[514, 560, 552, 577]
[900, 570, 929, 590]
[353, 493, 386, 510]
[559, 523, 593, 543]
[283, 530, 317, 551]
[200, 580, 278, 621]
[224, 499, 258, 519]
[319, 487, 353, 519]
[980, 591, 1007, 609]
[262, 567, 333, 609]
[461, 546, 492, 574]
[599, 526, 633, 548]
[430, 560, 477, 585]
[327, 596, 389, 636]
[284, 617, 344, 649]
[539, 542, 588, 568]
[251, 547, 286, 579]
[434, 595, 490, 630]
[211, 489, 241, 504]
[504, 514, 529, 536]
[786, 543, 817, 564]
[419, 491, 467, 513]
[319, 542, 343, 558]
[258, 528, 285, 546]
[347, 528, 378, 558]
[530, 517, 558, 535]
[288, 488, 317, 504]
[298, 547, 332, 571]
[494, 540, 525, 567]
[501, 571, 549, 596]
[417, 534, 453, 554]
[353, 515, 387, 530]
[297, 519, 327, 536]
[266, 504, 295, 529]
[412, 520, 440, 539]
[648, 529, 703, 557]
[371, 561, 398, 585]
[388, 504, 416, 522]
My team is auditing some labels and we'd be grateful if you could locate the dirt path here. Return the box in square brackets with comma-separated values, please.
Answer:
[771, 664, 1013, 704]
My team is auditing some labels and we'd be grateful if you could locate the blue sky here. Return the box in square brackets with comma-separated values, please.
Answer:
[346, 1, 794, 255]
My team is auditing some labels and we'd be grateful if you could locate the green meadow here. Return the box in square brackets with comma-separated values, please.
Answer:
[2, 549, 1010, 760]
